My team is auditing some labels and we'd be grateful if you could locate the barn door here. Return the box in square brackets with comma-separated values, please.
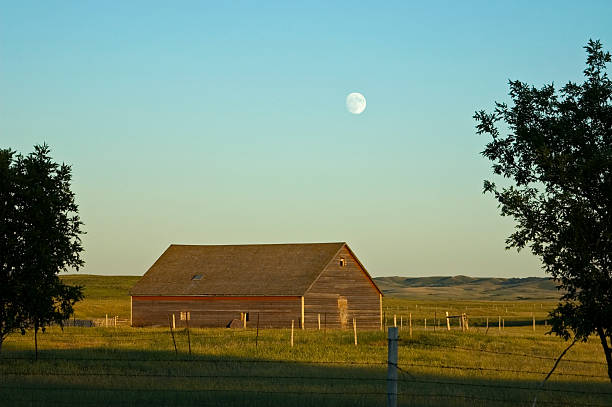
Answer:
[337, 296, 348, 329]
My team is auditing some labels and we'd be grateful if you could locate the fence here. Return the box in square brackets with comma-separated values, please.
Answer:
[381, 310, 552, 335]
[0, 327, 610, 407]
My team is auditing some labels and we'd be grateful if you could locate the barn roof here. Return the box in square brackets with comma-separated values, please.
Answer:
[130, 242, 379, 296]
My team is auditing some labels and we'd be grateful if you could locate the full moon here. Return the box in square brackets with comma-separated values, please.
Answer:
[346, 92, 366, 114]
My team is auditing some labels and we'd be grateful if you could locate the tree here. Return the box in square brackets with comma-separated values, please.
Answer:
[0, 144, 84, 355]
[474, 39, 612, 381]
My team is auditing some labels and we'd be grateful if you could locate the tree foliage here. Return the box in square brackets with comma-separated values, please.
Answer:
[0, 144, 84, 353]
[474, 40, 612, 381]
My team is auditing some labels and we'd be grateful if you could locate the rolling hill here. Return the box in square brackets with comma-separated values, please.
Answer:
[373, 275, 561, 300]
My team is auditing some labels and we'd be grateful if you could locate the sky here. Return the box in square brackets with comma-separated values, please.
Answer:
[1, 1, 611, 278]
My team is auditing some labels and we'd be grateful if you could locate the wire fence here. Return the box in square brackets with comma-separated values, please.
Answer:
[1, 329, 610, 407]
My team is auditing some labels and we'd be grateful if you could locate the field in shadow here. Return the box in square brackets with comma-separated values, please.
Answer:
[1, 342, 610, 407]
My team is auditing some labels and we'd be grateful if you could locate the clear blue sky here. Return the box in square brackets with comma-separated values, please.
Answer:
[2, 1, 611, 277]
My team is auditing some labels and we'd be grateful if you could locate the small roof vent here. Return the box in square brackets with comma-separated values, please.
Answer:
[191, 274, 203, 281]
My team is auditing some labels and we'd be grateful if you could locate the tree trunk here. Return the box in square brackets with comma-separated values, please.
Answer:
[596, 326, 612, 382]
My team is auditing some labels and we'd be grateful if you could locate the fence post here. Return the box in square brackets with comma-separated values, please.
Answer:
[353, 318, 357, 346]
[114, 316, 117, 327]
[318, 313, 321, 330]
[256, 312, 260, 348]
[409, 312, 412, 337]
[400, 316, 403, 331]
[291, 320, 294, 347]
[394, 314, 397, 327]
[172, 314, 176, 330]
[387, 327, 398, 407]
[169, 316, 177, 355]
[498, 316, 501, 332]
[105, 314, 108, 328]
[446, 312, 450, 331]
[532, 313, 535, 332]
[186, 316, 191, 356]
[424, 318, 427, 331]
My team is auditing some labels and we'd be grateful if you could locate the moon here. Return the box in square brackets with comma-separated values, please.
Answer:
[346, 92, 366, 114]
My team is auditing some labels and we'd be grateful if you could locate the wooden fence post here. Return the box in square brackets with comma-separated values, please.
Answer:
[486, 317, 489, 330]
[186, 316, 191, 356]
[394, 314, 397, 327]
[169, 317, 177, 355]
[424, 318, 427, 331]
[532, 313, 535, 332]
[114, 316, 117, 328]
[502, 318, 505, 331]
[301, 297, 305, 330]
[291, 320, 294, 347]
[400, 316, 403, 331]
[244, 314, 247, 329]
[387, 327, 398, 407]
[255, 312, 260, 348]
[409, 312, 412, 337]
[172, 314, 176, 330]
[498, 316, 501, 332]
[105, 314, 108, 328]
[446, 312, 450, 331]
[353, 318, 357, 346]
[318, 313, 321, 330]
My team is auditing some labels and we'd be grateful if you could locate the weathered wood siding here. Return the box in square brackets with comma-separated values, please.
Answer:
[304, 246, 381, 329]
[132, 296, 301, 328]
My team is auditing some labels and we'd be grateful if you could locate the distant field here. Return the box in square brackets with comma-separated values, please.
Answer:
[0, 274, 604, 406]
[60, 274, 139, 319]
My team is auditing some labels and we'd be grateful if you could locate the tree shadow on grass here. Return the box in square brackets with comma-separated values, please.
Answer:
[0, 343, 610, 406]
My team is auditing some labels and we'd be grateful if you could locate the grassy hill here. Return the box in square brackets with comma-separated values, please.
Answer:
[374, 275, 560, 301]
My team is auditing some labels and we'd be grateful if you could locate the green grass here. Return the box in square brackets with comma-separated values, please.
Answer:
[60, 274, 139, 319]
[1, 326, 610, 406]
[3, 275, 596, 406]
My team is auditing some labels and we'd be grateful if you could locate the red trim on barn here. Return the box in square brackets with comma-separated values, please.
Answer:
[132, 295, 301, 302]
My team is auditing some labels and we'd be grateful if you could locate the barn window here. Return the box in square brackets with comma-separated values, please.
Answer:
[339, 258, 346, 267]
[192, 274, 203, 280]
[180, 311, 190, 321]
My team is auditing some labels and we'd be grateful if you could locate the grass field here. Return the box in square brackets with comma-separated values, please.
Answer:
[0, 275, 608, 406]
[60, 275, 139, 319]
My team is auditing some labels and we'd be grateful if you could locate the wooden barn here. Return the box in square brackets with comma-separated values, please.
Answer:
[130, 242, 383, 329]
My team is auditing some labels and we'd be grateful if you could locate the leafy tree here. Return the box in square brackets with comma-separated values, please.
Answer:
[474, 40, 612, 381]
[0, 144, 84, 356]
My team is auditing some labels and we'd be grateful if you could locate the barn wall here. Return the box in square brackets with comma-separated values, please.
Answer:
[131, 296, 301, 328]
[304, 246, 381, 330]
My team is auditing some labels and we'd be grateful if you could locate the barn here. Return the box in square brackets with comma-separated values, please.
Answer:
[130, 242, 383, 329]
